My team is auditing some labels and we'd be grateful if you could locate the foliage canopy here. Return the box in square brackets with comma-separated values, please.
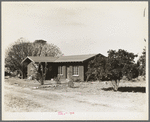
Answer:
[5, 38, 63, 77]
[86, 49, 139, 91]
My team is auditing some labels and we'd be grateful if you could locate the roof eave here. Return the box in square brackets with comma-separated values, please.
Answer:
[21, 56, 35, 64]
[82, 53, 101, 62]
[55, 61, 83, 63]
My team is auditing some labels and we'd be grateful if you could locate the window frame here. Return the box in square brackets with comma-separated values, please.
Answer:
[58, 66, 63, 75]
[72, 66, 79, 76]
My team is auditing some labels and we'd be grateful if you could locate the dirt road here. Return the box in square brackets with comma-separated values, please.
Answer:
[4, 79, 147, 112]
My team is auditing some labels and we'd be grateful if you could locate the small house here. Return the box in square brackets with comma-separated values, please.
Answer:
[21, 53, 104, 81]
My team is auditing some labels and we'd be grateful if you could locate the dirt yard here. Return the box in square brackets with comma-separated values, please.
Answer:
[4, 77, 147, 112]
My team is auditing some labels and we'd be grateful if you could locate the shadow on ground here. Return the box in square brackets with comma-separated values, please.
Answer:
[102, 87, 146, 93]
[72, 86, 80, 88]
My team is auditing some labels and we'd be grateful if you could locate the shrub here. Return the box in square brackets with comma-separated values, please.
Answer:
[122, 76, 128, 81]
[33, 72, 41, 83]
[74, 78, 82, 82]
[68, 80, 74, 88]
[88, 74, 97, 81]
[54, 75, 61, 84]
[86, 49, 138, 91]
[5, 71, 11, 76]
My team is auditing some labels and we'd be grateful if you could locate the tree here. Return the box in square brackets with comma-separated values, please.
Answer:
[32, 40, 62, 57]
[5, 38, 33, 78]
[32, 62, 48, 85]
[85, 55, 107, 82]
[108, 50, 138, 74]
[106, 49, 138, 91]
[86, 49, 138, 91]
[138, 47, 146, 77]
[34, 40, 47, 45]
[137, 39, 146, 79]
[5, 38, 63, 79]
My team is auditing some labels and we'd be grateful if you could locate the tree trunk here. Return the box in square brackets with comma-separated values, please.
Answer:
[40, 64, 44, 85]
[18, 69, 23, 79]
[40, 77, 44, 85]
[43, 62, 48, 81]
[111, 79, 119, 91]
[86, 75, 90, 82]
[96, 77, 100, 82]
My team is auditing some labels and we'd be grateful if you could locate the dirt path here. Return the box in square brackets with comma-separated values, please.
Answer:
[4, 81, 146, 112]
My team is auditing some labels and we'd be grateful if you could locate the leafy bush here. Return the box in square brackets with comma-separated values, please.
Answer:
[5, 71, 11, 76]
[88, 74, 97, 81]
[122, 76, 128, 81]
[33, 72, 41, 83]
[54, 75, 61, 84]
[68, 80, 74, 88]
[86, 49, 138, 91]
[67, 77, 74, 88]
[74, 78, 82, 82]
[137, 47, 146, 77]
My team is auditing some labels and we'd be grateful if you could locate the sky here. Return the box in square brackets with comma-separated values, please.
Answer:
[2, 2, 148, 61]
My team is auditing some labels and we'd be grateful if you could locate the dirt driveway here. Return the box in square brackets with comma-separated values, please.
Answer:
[4, 78, 147, 113]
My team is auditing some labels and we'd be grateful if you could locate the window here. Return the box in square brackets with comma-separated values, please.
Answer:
[58, 66, 63, 74]
[72, 66, 79, 76]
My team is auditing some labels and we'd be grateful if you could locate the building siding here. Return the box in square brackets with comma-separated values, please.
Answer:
[67, 65, 72, 79]
[22, 53, 104, 81]
[58, 64, 84, 81]
[27, 62, 37, 78]
[27, 61, 89, 81]
[72, 65, 84, 81]
[60, 65, 66, 79]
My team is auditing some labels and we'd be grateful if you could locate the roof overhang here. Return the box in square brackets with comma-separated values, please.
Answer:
[21, 53, 105, 64]
[21, 56, 35, 64]
[54, 53, 101, 63]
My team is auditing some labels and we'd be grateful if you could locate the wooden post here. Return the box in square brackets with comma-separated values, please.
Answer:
[41, 64, 44, 85]
[21, 63, 24, 79]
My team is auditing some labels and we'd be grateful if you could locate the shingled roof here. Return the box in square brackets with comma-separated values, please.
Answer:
[22, 54, 101, 63]
[54, 54, 100, 63]
[21, 56, 58, 63]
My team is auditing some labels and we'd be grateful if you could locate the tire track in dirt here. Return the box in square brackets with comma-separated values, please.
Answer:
[4, 82, 146, 112]
[4, 84, 114, 112]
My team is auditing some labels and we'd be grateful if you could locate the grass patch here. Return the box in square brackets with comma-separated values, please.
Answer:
[4, 94, 42, 112]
